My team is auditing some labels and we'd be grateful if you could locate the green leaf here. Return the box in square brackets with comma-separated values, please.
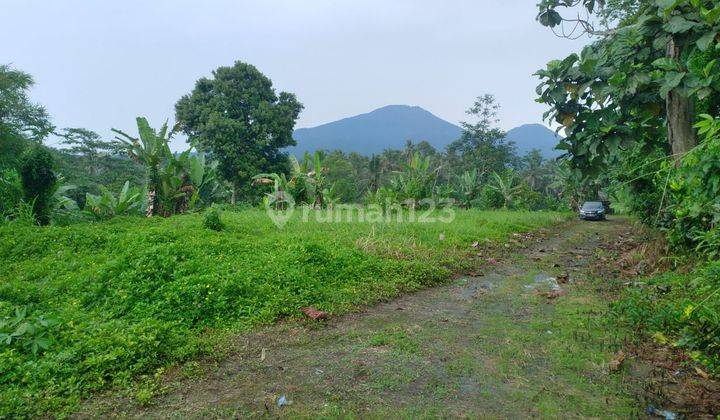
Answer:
[664, 16, 698, 34]
[697, 31, 717, 51]
[656, 0, 679, 11]
[652, 58, 682, 71]
[538, 9, 563, 27]
[660, 71, 686, 97]
[701, 6, 720, 24]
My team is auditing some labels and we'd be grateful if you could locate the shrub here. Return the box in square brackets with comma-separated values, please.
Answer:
[19, 146, 57, 226]
[202, 207, 224, 231]
[84, 181, 142, 220]
[0, 169, 22, 217]
[0, 307, 55, 355]
[471, 185, 504, 209]
[612, 261, 720, 375]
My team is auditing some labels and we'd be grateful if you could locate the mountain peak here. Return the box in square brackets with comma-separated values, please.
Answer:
[290, 106, 562, 158]
[505, 124, 563, 158]
[291, 105, 462, 156]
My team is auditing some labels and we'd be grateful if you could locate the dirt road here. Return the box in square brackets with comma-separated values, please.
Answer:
[81, 218, 648, 418]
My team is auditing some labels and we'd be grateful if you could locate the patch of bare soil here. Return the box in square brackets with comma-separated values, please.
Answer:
[628, 343, 720, 418]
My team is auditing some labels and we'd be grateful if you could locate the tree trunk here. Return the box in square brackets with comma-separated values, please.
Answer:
[146, 190, 155, 217]
[231, 183, 237, 205]
[666, 37, 696, 165]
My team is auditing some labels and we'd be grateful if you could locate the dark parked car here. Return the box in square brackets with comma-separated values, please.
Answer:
[579, 201, 607, 221]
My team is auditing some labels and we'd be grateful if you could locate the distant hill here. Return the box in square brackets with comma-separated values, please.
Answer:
[290, 105, 462, 157]
[505, 124, 563, 159]
[290, 105, 562, 158]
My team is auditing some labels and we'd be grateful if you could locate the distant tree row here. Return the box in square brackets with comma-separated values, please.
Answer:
[1, 60, 574, 226]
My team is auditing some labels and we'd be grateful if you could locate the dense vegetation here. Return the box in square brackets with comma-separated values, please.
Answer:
[0, 209, 566, 416]
[536, 0, 720, 375]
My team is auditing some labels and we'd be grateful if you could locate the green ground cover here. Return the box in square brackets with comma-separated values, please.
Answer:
[0, 208, 567, 417]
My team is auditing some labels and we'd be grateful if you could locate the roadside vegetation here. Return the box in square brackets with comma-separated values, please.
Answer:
[537, 0, 720, 379]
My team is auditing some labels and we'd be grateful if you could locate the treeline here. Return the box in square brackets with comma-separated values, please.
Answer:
[1, 63, 578, 227]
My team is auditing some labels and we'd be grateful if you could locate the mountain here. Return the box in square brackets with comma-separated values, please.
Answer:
[505, 124, 563, 159]
[290, 105, 462, 157]
[290, 105, 562, 158]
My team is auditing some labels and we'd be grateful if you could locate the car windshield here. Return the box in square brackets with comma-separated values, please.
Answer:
[581, 202, 604, 210]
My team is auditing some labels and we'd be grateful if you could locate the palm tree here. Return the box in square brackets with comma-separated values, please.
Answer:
[521, 149, 546, 191]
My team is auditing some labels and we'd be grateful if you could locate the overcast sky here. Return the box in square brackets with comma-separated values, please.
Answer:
[2, 0, 587, 150]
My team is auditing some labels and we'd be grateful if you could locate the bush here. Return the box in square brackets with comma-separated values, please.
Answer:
[202, 208, 224, 231]
[19, 146, 57, 226]
[471, 185, 504, 210]
[84, 181, 142, 221]
[612, 261, 720, 375]
[0, 169, 22, 217]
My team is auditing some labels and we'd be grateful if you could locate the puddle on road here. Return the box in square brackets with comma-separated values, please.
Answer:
[456, 273, 505, 300]
[525, 272, 562, 292]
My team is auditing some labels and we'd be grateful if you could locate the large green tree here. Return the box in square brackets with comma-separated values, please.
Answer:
[175, 61, 303, 204]
[536, 0, 720, 167]
[0, 64, 54, 170]
[446, 95, 516, 181]
[59, 127, 119, 176]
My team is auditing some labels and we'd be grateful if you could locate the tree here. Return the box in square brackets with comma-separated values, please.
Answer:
[446, 95, 516, 180]
[113, 118, 221, 217]
[535, 0, 715, 166]
[0, 65, 54, 170]
[19, 146, 57, 225]
[520, 149, 548, 192]
[175, 61, 303, 204]
[112, 117, 174, 216]
[488, 170, 522, 209]
[59, 127, 118, 176]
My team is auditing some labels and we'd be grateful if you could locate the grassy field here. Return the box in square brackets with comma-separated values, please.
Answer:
[0, 208, 567, 417]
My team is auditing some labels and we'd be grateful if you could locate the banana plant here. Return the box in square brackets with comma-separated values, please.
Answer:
[288, 154, 310, 203]
[303, 151, 329, 208]
[489, 170, 523, 209]
[389, 152, 439, 207]
[455, 169, 479, 208]
[187, 154, 222, 208]
[84, 181, 142, 220]
[165, 151, 220, 213]
[252, 173, 293, 210]
[112, 118, 176, 216]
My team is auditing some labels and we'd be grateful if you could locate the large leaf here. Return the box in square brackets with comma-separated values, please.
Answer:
[697, 31, 717, 51]
[652, 57, 683, 72]
[660, 71, 686, 97]
[664, 16, 698, 34]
